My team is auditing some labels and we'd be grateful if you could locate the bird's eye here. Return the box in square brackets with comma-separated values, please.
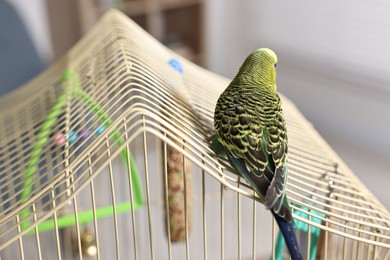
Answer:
[274, 63, 277, 67]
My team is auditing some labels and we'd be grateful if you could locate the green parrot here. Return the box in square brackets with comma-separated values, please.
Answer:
[212, 48, 303, 260]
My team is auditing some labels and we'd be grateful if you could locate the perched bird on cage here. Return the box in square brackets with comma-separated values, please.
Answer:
[212, 48, 303, 260]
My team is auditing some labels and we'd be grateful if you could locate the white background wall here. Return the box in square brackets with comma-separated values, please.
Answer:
[205, 0, 390, 209]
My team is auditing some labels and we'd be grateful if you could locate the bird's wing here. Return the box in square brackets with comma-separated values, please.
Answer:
[263, 109, 288, 216]
[232, 89, 289, 217]
[214, 86, 289, 218]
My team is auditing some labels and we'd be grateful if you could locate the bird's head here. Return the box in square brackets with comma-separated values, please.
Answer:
[233, 48, 278, 89]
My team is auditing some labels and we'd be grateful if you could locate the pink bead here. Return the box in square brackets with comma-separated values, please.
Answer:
[53, 133, 66, 146]
[53, 133, 63, 141]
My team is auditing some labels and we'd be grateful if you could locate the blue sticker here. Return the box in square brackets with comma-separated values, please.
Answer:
[168, 58, 184, 75]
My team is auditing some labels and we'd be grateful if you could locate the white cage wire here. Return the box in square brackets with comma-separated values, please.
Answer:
[0, 9, 389, 260]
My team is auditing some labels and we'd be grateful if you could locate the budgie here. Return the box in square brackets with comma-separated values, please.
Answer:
[212, 48, 303, 260]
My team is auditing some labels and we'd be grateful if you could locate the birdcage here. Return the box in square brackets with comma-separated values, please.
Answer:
[0, 9, 389, 260]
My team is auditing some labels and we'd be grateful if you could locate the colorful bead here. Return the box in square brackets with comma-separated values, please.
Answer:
[68, 130, 78, 144]
[96, 125, 106, 135]
[53, 133, 62, 141]
[80, 130, 90, 139]
[53, 133, 66, 146]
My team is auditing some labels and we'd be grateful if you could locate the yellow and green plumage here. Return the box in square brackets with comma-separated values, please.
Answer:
[212, 48, 302, 259]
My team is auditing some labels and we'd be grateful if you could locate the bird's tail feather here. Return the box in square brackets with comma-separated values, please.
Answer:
[272, 211, 303, 260]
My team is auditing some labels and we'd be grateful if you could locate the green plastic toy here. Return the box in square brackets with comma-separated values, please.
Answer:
[19, 69, 143, 233]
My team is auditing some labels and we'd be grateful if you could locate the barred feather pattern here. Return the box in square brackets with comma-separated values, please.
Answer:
[214, 82, 291, 222]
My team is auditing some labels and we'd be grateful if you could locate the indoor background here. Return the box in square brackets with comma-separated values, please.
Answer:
[1, 0, 389, 211]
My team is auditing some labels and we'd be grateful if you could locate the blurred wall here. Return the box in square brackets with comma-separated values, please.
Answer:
[9, 0, 53, 63]
[205, 1, 390, 209]
[0, 0, 50, 95]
